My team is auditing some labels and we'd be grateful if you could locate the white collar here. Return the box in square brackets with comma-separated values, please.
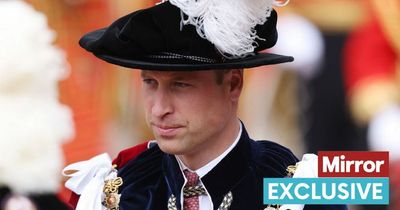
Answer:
[176, 121, 242, 178]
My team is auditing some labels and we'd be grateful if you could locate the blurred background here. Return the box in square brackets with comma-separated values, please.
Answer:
[0, 0, 399, 209]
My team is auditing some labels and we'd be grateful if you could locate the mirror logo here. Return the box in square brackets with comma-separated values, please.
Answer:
[264, 151, 389, 205]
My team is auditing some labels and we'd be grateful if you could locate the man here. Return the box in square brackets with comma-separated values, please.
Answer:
[64, 0, 347, 209]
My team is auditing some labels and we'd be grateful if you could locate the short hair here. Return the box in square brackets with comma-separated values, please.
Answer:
[214, 69, 231, 85]
[214, 69, 244, 85]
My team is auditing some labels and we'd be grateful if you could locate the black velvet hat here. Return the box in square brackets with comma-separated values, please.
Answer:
[79, 1, 293, 70]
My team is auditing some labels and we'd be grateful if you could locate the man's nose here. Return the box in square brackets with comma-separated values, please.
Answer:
[151, 89, 173, 119]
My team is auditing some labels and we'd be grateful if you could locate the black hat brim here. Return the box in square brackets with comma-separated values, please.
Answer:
[82, 29, 294, 71]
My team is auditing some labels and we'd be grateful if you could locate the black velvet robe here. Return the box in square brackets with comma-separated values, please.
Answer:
[116, 124, 347, 210]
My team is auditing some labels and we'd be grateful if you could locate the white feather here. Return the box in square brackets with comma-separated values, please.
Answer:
[0, 0, 74, 194]
[0, 0, 69, 98]
[0, 97, 74, 194]
[169, 0, 289, 58]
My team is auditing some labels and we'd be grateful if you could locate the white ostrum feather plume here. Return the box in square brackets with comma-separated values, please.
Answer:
[168, 0, 289, 58]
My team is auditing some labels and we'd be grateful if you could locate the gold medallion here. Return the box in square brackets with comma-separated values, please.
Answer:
[102, 177, 123, 210]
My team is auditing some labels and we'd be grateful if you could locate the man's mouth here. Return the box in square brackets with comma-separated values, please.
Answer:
[152, 124, 183, 137]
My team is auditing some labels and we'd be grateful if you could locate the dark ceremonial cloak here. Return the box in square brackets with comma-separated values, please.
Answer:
[109, 124, 347, 210]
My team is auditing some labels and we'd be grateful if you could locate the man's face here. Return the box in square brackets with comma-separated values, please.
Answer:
[141, 70, 241, 156]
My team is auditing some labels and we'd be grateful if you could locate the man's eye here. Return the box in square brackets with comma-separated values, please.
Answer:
[143, 79, 156, 85]
[173, 82, 191, 88]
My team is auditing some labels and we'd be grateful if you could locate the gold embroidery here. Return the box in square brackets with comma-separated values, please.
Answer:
[167, 191, 233, 210]
[104, 177, 123, 194]
[264, 204, 282, 210]
[167, 194, 177, 210]
[286, 164, 298, 178]
[217, 191, 233, 210]
[183, 185, 207, 198]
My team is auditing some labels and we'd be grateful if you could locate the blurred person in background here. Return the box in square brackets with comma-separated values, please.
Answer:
[27, 0, 159, 173]
[344, 0, 400, 209]
[287, 0, 367, 154]
[0, 0, 74, 209]
[240, 11, 325, 158]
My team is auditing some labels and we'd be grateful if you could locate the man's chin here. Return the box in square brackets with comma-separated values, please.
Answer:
[156, 139, 186, 155]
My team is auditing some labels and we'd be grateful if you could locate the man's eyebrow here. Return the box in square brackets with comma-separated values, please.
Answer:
[141, 71, 195, 81]
[171, 76, 187, 80]
[140, 71, 147, 78]
[170, 72, 197, 81]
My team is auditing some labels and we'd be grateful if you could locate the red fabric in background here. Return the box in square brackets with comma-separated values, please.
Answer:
[343, 17, 396, 93]
[344, 13, 400, 210]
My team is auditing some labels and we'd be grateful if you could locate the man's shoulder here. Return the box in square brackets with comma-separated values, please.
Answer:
[248, 139, 299, 177]
[250, 139, 299, 163]
[112, 140, 160, 170]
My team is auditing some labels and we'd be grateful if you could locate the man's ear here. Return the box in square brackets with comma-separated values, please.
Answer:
[228, 69, 243, 102]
